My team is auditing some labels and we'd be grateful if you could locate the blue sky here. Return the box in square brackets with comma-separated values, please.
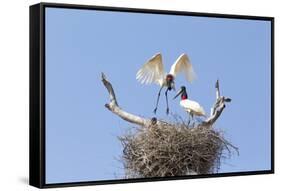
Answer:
[45, 7, 272, 183]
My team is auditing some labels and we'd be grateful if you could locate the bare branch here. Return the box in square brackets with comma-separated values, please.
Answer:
[215, 79, 220, 100]
[101, 73, 235, 177]
[101, 73, 165, 127]
[203, 80, 231, 127]
[101, 73, 119, 106]
[102, 73, 230, 129]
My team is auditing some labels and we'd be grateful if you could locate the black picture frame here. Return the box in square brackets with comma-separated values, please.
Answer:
[29, 2, 275, 188]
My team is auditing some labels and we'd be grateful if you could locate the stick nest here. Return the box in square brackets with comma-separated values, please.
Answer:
[119, 122, 238, 178]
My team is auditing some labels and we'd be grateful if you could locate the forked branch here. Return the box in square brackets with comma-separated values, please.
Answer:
[102, 73, 230, 128]
[203, 80, 231, 126]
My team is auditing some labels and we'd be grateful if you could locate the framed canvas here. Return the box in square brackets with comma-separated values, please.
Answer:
[29, 2, 274, 188]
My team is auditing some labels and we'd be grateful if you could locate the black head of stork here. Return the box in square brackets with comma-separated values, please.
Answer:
[173, 86, 188, 100]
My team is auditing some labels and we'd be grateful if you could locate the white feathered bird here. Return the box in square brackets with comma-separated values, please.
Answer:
[174, 86, 206, 120]
[136, 53, 196, 114]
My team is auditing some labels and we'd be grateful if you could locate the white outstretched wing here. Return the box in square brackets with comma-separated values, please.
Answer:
[136, 53, 165, 85]
[169, 53, 196, 82]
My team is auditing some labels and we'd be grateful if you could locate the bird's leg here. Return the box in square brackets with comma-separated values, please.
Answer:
[191, 113, 195, 127]
[187, 114, 191, 126]
[153, 86, 163, 114]
[165, 88, 169, 115]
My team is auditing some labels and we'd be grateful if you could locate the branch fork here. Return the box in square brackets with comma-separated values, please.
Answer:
[102, 73, 231, 128]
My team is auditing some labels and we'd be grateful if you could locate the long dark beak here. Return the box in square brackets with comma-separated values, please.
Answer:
[173, 89, 183, 99]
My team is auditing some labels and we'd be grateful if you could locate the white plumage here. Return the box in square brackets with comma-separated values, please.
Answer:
[174, 86, 206, 119]
[136, 53, 196, 114]
[180, 99, 206, 117]
[136, 53, 165, 85]
[136, 53, 196, 86]
[169, 53, 196, 83]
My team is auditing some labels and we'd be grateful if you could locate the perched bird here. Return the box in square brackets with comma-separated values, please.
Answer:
[136, 53, 196, 114]
[173, 86, 206, 121]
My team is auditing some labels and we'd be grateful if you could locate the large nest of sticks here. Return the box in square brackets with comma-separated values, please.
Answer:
[119, 122, 237, 178]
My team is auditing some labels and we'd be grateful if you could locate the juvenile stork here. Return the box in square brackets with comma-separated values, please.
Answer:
[136, 53, 196, 114]
[173, 86, 206, 121]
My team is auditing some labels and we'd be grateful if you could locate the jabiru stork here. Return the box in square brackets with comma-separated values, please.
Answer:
[136, 53, 196, 114]
[174, 86, 206, 121]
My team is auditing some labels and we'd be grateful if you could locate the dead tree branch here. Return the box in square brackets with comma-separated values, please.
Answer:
[102, 73, 235, 177]
[102, 73, 230, 128]
[102, 73, 165, 127]
[203, 80, 231, 126]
